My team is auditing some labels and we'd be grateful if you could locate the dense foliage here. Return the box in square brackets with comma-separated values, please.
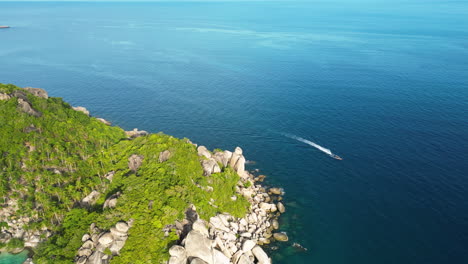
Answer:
[0, 83, 249, 263]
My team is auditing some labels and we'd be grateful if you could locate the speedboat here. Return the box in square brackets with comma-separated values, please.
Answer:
[331, 154, 343, 160]
[0, 26, 10, 29]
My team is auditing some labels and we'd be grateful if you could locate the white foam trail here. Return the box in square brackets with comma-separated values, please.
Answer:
[286, 134, 333, 156]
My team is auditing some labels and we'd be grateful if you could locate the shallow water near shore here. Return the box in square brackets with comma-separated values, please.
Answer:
[0, 251, 28, 264]
[1, 1, 468, 263]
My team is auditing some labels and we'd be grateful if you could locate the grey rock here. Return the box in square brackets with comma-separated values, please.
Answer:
[23, 87, 48, 99]
[104, 171, 115, 182]
[168, 245, 187, 264]
[201, 159, 220, 176]
[184, 230, 213, 264]
[82, 240, 94, 249]
[82, 191, 100, 206]
[17, 98, 41, 117]
[273, 232, 288, 242]
[159, 150, 171, 163]
[237, 254, 255, 264]
[72, 106, 89, 116]
[190, 258, 208, 264]
[252, 246, 271, 264]
[125, 128, 148, 138]
[86, 251, 105, 264]
[192, 219, 209, 237]
[242, 240, 256, 252]
[0, 93, 11, 100]
[110, 227, 126, 238]
[197, 146, 212, 159]
[128, 154, 144, 172]
[213, 249, 230, 264]
[75, 256, 87, 264]
[98, 233, 114, 246]
[234, 155, 247, 179]
[268, 188, 283, 195]
[96, 118, 111, 126]
[115, 222, 129, 233]
[234, 147, 243, 155]
[109, 238, 127, 255]
[103, 198, 117, 209]
[277, 202, 286, 213]
[271, 219, 279, 230]
[81, 233, 91, 242]
[78, 248, 93, 257]
[209, 216, 230, 233]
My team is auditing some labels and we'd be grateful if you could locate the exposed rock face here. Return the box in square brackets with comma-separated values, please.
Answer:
[23, 87, 48, 99]
[197, 145, 250, 178]
[169, 161, 287, 264]
[104, 171, 115, 182]
[103, 192, 121, 209]
[268, 188, 283, 195]
[0, 92, 11, 100]
[184, 230, 214, 263]
[277, 202, 286, 213]
[17, 98, 41, 117]
[159, 150, 171, 163]
[73, 106, 90, 116]
[252, 246, 270, 264]
[125, 128, 148, 138]
[0, 199, 52, 252]
[197, 146, 212, 159]
[96, 118, 111, 126]
[201, 159, 221, 176]
[168, 245, 187, 264]
[128, 154, 144, 172]
[82, 190, 100, 207]
[75, 221, 131, 264]
[273, 232, 288, 242]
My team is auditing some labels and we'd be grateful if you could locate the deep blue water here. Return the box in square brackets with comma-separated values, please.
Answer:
[1, 1, 468, 263]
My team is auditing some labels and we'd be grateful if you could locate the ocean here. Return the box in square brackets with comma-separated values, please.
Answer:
[1, 1, 467, 263]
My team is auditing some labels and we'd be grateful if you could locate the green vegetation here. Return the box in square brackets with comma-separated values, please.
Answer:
[0, 84, 250, 263]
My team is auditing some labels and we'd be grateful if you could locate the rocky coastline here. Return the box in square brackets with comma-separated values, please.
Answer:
[0, 86, 289, 264]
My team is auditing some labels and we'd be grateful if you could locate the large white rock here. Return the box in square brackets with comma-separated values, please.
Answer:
[202, 159, 220, 176]
[197, 146, 212, 159]
[192, 219, 209, 237]
[210, 216, 230, 233]
[98, 233, 114, 246]
[184, 230, 213, 264]
[72, 106, 89, 116]
[213, 249, 230, 264]
[0, 93, 11, 100]
[115, 222, 129, 233]
[168, 245, 187, 264]
[109, 238, 127, 255]
[242, 240, 256, 252]
[252, 246, 271, 264]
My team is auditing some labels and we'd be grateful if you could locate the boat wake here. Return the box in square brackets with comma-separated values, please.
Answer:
[286, 134, 342, 160]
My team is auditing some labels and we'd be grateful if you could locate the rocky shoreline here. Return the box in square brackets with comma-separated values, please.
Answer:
[163, 146, 288, 264]
[0, 87, 289, 264]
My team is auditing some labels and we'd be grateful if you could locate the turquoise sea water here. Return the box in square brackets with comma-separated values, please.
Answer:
[0, 251, 28, 264]
[1, 1, 468, 263]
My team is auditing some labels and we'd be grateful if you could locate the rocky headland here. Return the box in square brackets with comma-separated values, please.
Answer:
[0, 84, 290, 264]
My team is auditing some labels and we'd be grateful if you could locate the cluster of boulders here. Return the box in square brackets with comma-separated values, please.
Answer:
[197, 146, 247, 179]
[168, 201, 286, 264]
[71, 105, 112, 126]
[75, 221, 132, 264]
[0, 199, 52, 253]
[125, 128, 149, 138]
[165, 146, 288, 264]
[0, 87, 47, 117]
